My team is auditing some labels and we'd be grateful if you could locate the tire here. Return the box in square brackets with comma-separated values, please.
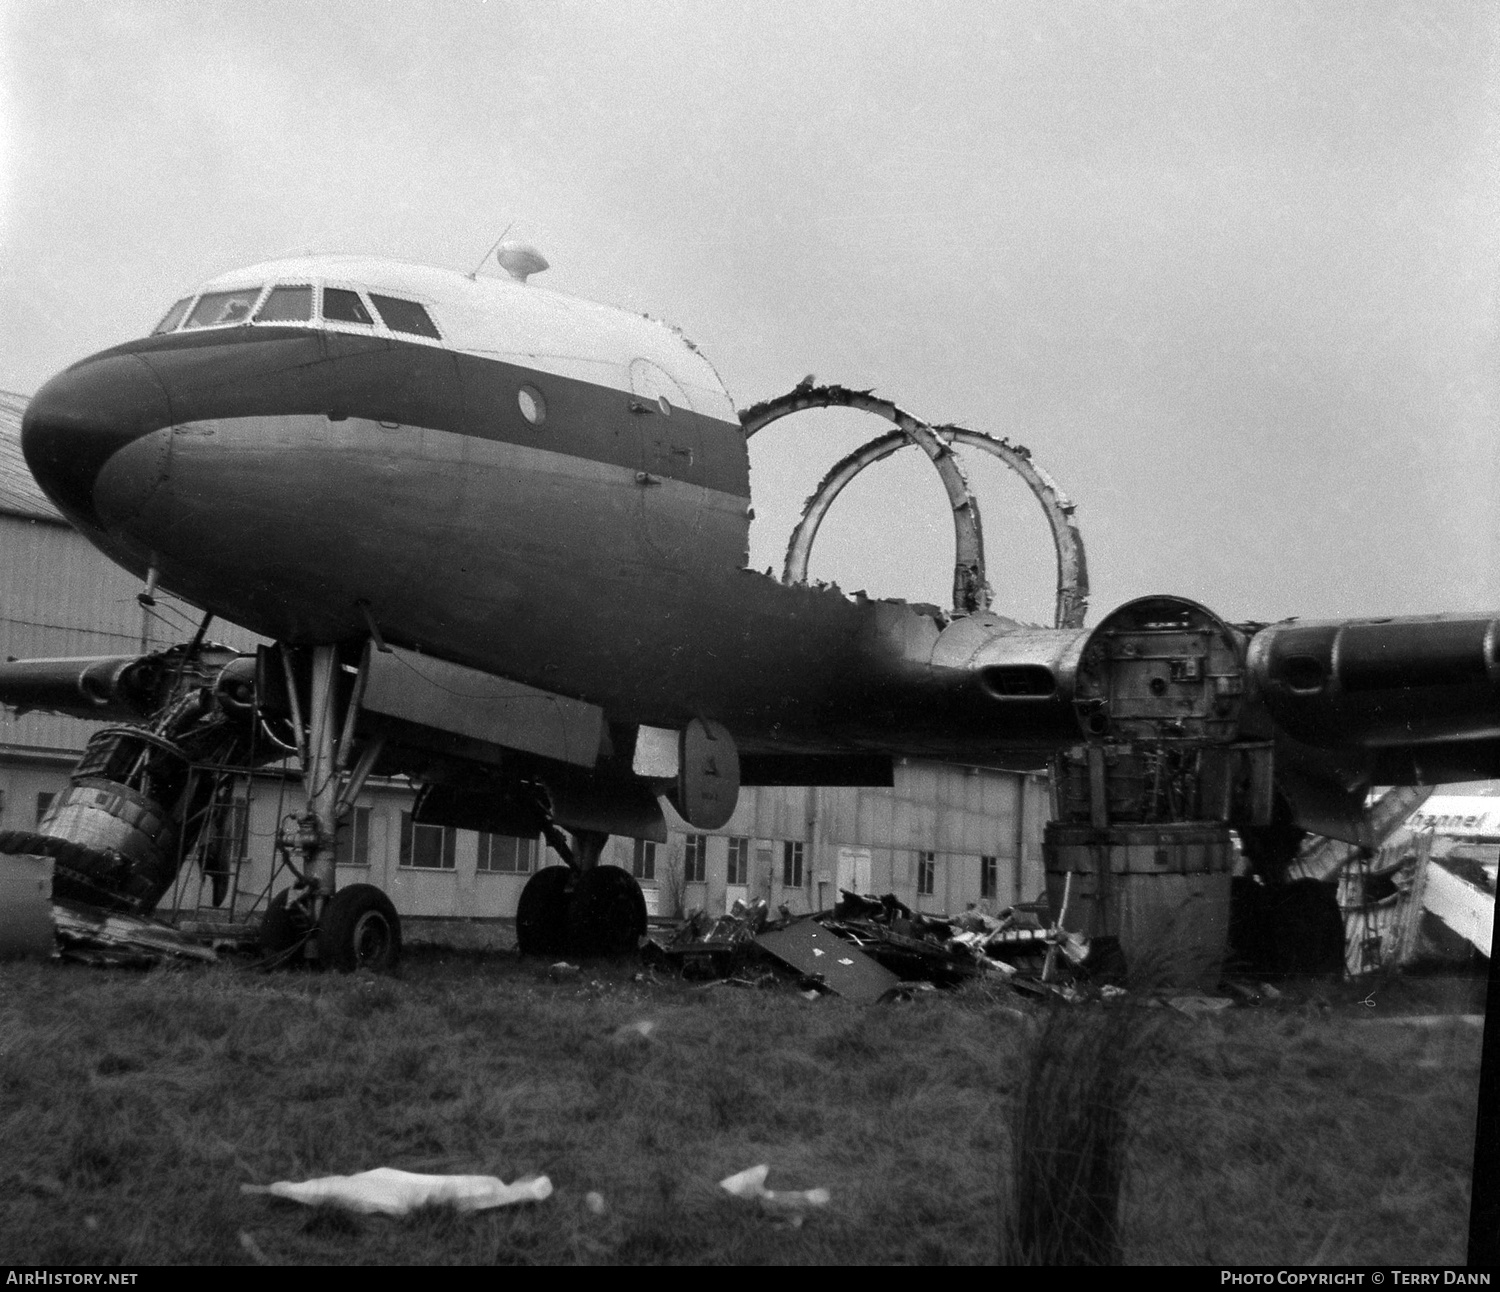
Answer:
[0, 830, 131, 910]
[516, 866, 574, 958]
[567, 864, 647, 959]
[260, 889, 308, 963]
[317, 883, 401, 973]
[0, 829, 58, 858]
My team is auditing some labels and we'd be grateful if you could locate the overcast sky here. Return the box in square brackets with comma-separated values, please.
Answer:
[1, 0, 1495, 625]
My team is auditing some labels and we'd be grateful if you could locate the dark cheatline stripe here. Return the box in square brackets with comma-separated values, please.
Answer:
[20, 351, 176, 530]
[98, 327, 749, 496]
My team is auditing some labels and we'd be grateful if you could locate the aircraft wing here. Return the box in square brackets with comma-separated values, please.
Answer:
[1, 607, 1497, 853]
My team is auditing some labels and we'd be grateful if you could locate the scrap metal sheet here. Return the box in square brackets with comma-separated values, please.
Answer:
[755, 920, 900, 1004]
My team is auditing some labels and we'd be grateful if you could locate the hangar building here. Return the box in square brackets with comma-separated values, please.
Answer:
[0, 391, 1050, 932]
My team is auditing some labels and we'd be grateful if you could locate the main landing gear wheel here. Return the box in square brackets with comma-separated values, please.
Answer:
[317, 883, 402, 973]
[567, 864, 647, 959]
[516, 866, 574, 957]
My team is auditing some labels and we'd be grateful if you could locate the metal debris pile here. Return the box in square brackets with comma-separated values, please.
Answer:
[652, 898, 772, 979]
[51, 901, 219, 969]
[822, 890, 1067, 984]
[650, 890, 1098, 1003]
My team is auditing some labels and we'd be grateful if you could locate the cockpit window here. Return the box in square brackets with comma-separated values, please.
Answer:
[322, 288, 374, 326]
[183, 289, 261, 329]
[369, 293, 441, 340]
[255, 285, 314, 323]
[153, 298, 193, 334]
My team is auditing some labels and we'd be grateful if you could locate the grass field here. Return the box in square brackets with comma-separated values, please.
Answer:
[0, 951, 1484, 1265]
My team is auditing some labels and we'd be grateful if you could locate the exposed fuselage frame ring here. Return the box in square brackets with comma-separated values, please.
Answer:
[740, 385, 987, 614]
[942, 426, 1088, 629]
[739, 386, 1090, 628]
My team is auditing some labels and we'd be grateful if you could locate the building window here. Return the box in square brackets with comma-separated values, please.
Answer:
[683, 833, 707, 883]
[981, 854, 998, 899]
[726, 837, 749, 886]
[917, 851, 936, 897]
[782, 840, 804, 888]
[399, 813, 456, 870]
[632, 838, 656, 881]
[338, 806, 371, 866]
[35, 792, 54, 825]
[477, 832, 536, 873]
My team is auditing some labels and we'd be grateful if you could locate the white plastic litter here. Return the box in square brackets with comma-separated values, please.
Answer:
[719, 1164, 830, 1216]
[241, 1167, 553, 1216]
[610, 1019, 657, 1044]
[585, 1191, 608, 1215]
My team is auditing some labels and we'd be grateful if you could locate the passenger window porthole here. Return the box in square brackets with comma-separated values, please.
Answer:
[518, 385, 546, 425]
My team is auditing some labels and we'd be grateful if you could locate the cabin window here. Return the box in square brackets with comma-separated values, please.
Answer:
[917, 851, 936, 897]
[369, 293, 441, 339]
[153, 298, 193, 334]
[399, 813, 456, 869]
[517, 385, 546, 425]
[726, 837, 749, 886]
[477, 833, 535, 873]
[684, 833, 707, 883]
[183, 288, 262, 329]
[632, 838, 656, 881]
[338, 806, 371, 866]
[256, 285, 314, 323]
[782, 841, 804, 888]
[322, 287, 375, 326]
[980, 854, 997, 899]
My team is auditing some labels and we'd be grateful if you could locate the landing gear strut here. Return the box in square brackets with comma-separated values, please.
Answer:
[264, 642, 397, 972]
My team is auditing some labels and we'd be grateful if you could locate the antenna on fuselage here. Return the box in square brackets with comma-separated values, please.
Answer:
[468, 223, 515, 279]
[467, 224, 550, 283]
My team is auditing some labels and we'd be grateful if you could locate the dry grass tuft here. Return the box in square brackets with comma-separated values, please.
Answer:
[1000, 1001, 1165, 1264]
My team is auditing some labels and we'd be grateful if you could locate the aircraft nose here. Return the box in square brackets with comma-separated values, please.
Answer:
[21, 351, 174, 532]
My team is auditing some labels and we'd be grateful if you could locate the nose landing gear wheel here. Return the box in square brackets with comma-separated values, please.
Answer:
[317, 883, 401, 973]
[567, 864, 647, 958]
[516, 866, 575, 957]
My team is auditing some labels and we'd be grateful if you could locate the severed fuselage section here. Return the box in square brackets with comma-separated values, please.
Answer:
[5, 252, 1500, 971]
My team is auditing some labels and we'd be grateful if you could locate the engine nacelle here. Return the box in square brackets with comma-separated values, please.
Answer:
[1246, 614, 1500, 750]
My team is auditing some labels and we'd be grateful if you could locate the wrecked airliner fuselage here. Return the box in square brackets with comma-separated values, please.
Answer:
[5, 252, 1499, 972]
